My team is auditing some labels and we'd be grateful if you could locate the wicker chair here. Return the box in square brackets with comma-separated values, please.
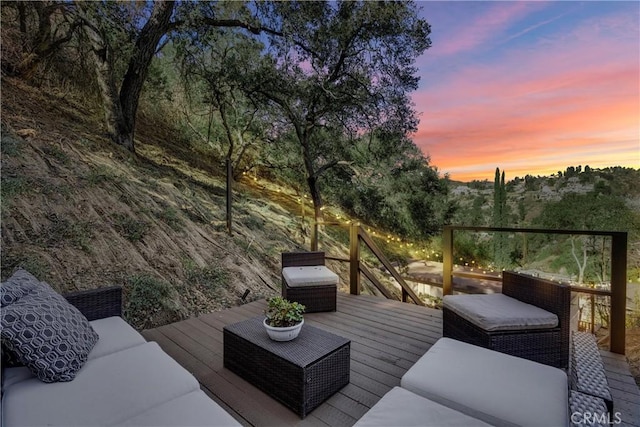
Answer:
[443, 271, 570, 368]
[281, 251, 337, 312]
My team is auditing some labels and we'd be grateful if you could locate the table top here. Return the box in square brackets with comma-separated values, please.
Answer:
[224, 316, 350, 367]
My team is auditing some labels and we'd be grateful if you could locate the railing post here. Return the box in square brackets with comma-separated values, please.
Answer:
[610, 232, 627, 354]
[226, 158, 232, 235]
[443, 226, 454, 296]
[350, 223, 360, 295]
[310, 222, 318, 251]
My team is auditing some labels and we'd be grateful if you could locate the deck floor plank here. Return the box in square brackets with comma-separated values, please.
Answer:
[144, 291, 639, 427]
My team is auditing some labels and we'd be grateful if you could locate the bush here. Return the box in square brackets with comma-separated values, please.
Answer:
[124, 275, 185, 329]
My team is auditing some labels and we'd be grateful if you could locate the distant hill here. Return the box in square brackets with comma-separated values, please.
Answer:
[448, 168, 640, 226]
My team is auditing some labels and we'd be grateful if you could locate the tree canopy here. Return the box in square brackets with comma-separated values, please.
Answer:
[1, 0, 450, 239]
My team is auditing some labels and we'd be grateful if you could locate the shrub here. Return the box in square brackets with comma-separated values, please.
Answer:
[124, 275, 185, 329]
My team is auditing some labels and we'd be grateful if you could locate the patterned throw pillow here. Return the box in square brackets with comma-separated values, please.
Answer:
[1, 283, 99, 383]
[0, 268, 40, 307]
[1, 268, 42, 367]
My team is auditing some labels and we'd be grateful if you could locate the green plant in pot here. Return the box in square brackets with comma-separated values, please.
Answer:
[263, 297, 305, 341]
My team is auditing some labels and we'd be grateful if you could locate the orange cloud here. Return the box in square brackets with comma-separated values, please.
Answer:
[412, 6, 639, 182]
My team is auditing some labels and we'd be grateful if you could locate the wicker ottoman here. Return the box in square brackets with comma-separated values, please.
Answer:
[223, 317, 350, 418]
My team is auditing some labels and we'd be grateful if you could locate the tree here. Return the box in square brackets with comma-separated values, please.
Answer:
[493, 168, 509, 268]
[76, 1, 272, 153]
[246, 1, 431, 220]
[176, 18, 268, 178]
[77, 1, 175, 152]
[324, 130, 449, 238]
[536, 193, 635, 283]
[1, 1, 81, 78]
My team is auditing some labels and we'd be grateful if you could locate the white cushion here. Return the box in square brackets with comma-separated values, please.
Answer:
[443, 293, 558, 331]
[401, 338, 569, 427]
[354, 387, 491, 427]
[282, 266, 339, 287]
[116, 390, 240, 426]
[2, 317, 147, 390]
[89, 316, 146, 359]
[1, 367, 32, 390]
[2, 342, 200, 426]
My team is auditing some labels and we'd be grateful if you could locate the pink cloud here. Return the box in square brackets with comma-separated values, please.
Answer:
[412, 8, 639, 181]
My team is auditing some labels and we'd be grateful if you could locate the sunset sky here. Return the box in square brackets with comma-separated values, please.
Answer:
[413, 1, 640, 182]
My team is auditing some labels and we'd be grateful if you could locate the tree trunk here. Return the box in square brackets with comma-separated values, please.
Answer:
[117, 0, 174, 152]
[82, 21, 132, 150]
[307, 175, 323, 221]
[81, 1, 174, 152]
[571, 235, 588, 284]
[299, 133, 324, 222]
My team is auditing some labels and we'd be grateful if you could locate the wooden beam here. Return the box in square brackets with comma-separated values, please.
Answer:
[610, 232, 627, 354]
[360, 263, 396, 300]
[358, 227, 424, 306]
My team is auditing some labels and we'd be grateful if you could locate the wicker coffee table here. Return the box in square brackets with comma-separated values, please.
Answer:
[223, 316, 350, 418]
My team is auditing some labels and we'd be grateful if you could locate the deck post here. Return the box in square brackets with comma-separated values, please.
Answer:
[226, 158, 232, 235]
[609, 232, 627, 354]
[443, 226, 454, 296]
[350, 223, 360, 295]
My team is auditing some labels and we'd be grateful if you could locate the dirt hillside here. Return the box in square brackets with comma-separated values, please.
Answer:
[0, 77, 348, 328]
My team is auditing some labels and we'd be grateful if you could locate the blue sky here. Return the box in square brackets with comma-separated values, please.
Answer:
[411, 1, 640, 181]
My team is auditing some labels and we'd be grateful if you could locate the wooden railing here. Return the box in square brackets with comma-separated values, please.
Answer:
[311, 222, 423, 305]
[311, 222, 627, 354]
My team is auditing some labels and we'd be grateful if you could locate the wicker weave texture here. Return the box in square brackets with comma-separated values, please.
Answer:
[281, 252, 336, 312]
[569, 391, 609, 427]
[223, 317, 350, 418]
[282, 252, 325, 268]
[571, 332, 613, 413]
[443, 271, 570, 368]
[64, 286, 122, 321]
[282, 283, 337, 313]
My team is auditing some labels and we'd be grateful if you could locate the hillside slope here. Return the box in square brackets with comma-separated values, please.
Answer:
[0, 77, 332, 328]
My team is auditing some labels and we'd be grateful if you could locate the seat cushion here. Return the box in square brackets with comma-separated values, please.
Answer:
[2, 342, 200, 426]
[282, 266, 339, 287]
[443, 293, 558, 331]
[1, 282, 99, 383]
[88, 316, 146, 360]
[116, 390, 240, 426]
[2, 316, 146, 390]
[354, 387, 491, 427]
[401, 338, 569, 427]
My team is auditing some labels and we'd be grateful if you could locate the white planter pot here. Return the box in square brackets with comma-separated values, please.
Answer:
[263, 318, 304, 341]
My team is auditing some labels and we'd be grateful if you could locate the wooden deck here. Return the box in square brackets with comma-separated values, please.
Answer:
[142, 292, 640, 427]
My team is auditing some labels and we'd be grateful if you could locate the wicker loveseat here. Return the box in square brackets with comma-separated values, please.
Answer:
[442, 270, 571, 368]
[1, 270, 239, 427]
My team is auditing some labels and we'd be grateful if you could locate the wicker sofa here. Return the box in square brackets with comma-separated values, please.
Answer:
[1, 271, 239, 427]
[443, 270, 571, 368]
